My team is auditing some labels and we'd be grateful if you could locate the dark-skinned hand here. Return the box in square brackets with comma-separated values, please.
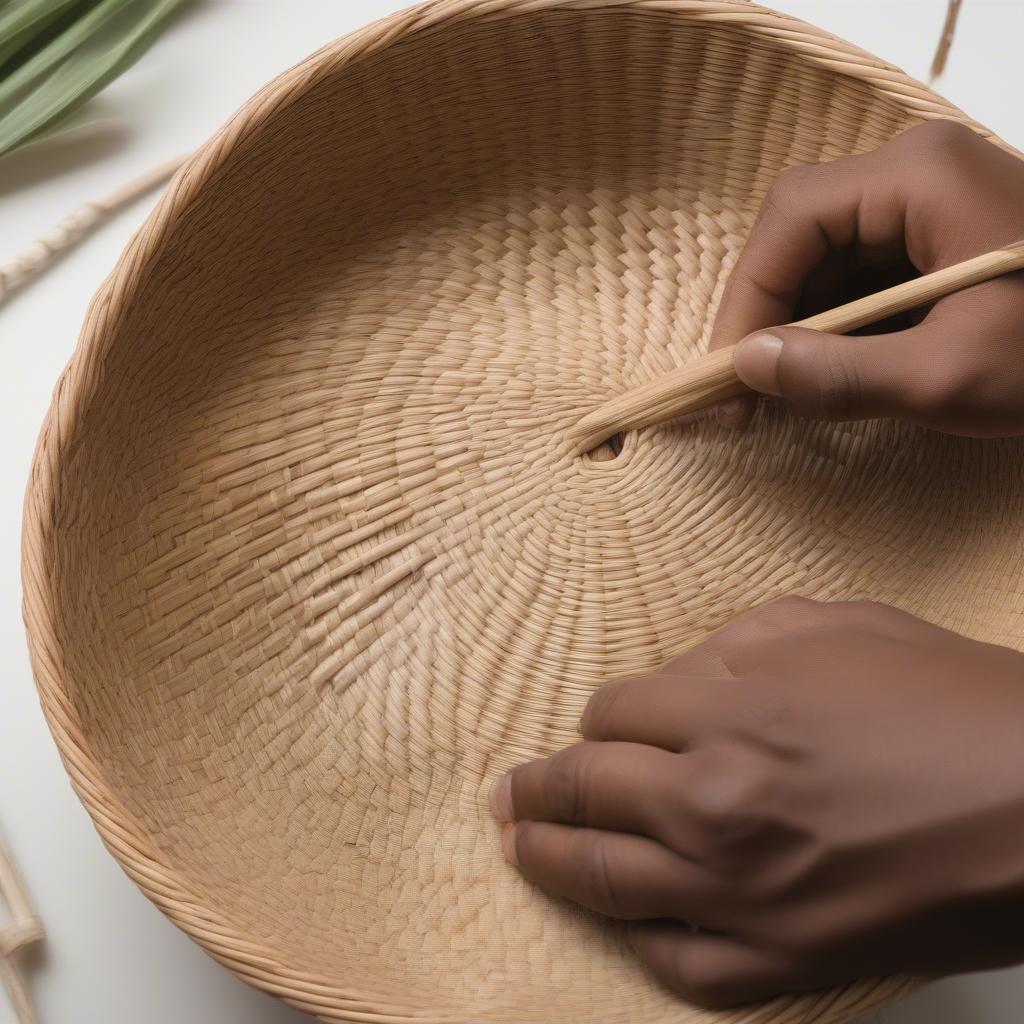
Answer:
[492, 599, 1024, 1007]
[492, 122, 1024, 1008]
[715, 119, 1024, 434]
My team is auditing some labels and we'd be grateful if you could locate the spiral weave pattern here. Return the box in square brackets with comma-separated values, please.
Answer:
[22, 2, 1023, 1022]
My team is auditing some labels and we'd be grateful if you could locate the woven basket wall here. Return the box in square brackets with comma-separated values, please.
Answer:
[22, 1, 1019, 1022]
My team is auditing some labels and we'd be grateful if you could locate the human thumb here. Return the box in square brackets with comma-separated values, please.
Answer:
[731, 326, 907, 422]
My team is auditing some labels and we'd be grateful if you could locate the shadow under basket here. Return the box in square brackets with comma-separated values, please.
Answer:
[21, 1, 1023, 1022]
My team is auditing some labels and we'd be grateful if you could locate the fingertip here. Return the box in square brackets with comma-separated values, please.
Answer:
[578, 684, 612, 739]
[733, 332, 784, 397]
[500, 822, 519, 866]
[490, 772, 514, 822]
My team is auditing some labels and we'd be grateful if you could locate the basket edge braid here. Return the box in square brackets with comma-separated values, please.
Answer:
[19, 1, 996, 1020]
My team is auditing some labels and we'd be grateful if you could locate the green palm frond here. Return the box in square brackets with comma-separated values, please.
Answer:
[0, 0, 82, 67]
[0, 0, 190, 157]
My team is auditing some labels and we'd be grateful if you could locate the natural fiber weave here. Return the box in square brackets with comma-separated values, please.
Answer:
[21, 2, 1021, 1022]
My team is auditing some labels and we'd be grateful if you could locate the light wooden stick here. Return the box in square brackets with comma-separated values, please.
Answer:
[571, 240, 1024, 454]
[0, 838, 44, 1024]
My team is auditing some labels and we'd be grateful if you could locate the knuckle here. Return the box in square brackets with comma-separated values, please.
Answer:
[833, 599, 892, 625]
[908, 353, 983, 420]
[687, 758, 769, 851]
[581, 680, 625, 739]
[903, 118, 978, 155]
[778, 918, 829, 964]
[758, 164, 818, 223]
[665, 951, 737, 1009]
[756, 905, 837, 971]
[683, 975, 737, 1010]
[770, 163, 819, 198]
[900, 121, 983, 195]
[514, 819, 541, 864]
[904, 370, 948, 417]
[575, 832, 621, 916]
[751, 596, 823, 632]
[762, 595, 816, 617]
[544, 748, 591, 824]
[839, 597, 888, 614]
[706, 597, 826, 667]
[807, 336, 862, 419]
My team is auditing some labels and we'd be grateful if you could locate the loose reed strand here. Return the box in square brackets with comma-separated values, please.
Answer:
[930, 0, 963, 82]
[0, 153, 185, 306]
[0, 839, 43, 1024]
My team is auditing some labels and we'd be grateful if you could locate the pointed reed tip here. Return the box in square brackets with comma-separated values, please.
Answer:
[566, 415, 614, 458]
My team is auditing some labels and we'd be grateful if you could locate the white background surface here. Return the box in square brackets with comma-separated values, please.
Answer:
[2, 2, 1024, 1022]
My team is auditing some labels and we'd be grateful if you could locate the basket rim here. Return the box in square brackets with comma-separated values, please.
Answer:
[20, 1, 990, 1020]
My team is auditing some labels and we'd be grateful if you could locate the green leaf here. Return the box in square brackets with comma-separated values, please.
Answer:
[0, 0, 133, 110]
[0, 0, 89, 67]
[0, 0, 189, 157]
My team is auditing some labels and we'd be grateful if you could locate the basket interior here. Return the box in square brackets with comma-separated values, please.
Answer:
[40, 6, 1024, 1022]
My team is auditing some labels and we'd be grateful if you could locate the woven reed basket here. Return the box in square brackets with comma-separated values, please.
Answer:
[22, 1, 1019, 1021]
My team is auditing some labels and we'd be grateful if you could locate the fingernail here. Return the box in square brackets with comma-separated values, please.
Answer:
[734, 332, 783, 397]
[490, 773, 514, 822]
[500, 822, 518, 866]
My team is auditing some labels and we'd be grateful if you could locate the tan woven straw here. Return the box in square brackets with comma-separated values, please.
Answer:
[22, 1, 1021, 1021]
